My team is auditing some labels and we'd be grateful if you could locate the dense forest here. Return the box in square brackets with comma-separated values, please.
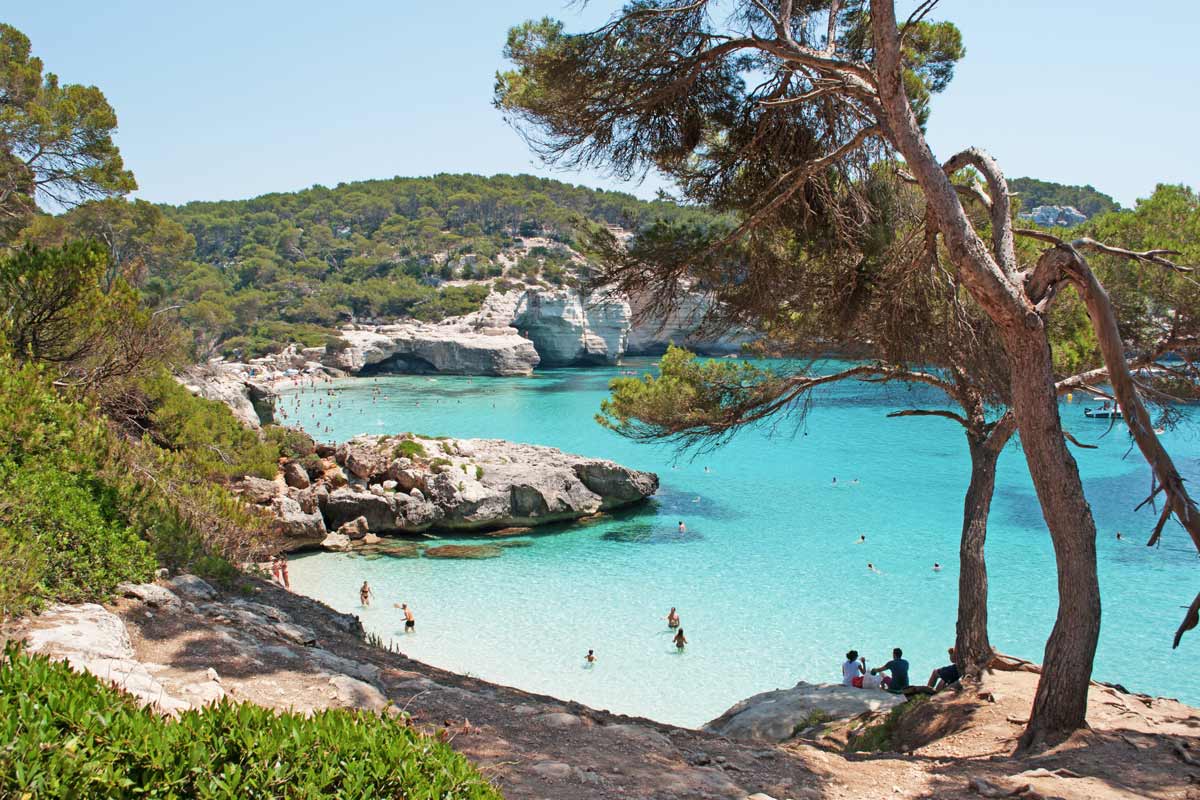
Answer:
[26, 174, 717, 358]
[1009, 177, 1122, 217]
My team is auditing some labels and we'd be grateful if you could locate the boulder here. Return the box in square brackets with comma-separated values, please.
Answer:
[321, 532, 352, 551]
[232, 475, 281, 505]
[271, 495, 326, 545]
[328, 674, 391, 713]
[116, 582, 182, 610]
[338, 442, 390, 481]
[337, 515, 371, 540]
[423, 544, 504, 559]
[167, 574, 217, 602]
[282, 460, 310, 489]
[703, 681, 907, 743]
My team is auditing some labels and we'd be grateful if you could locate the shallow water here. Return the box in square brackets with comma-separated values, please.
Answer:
[280, 359, 1200, 727]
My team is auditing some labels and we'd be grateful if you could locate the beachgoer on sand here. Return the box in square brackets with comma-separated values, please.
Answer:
[871, 648, 910, 691]
[928, 648, 961, 691]
[842, 650, 866, 687]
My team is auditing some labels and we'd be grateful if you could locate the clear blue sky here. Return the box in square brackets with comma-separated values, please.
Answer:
[8, 1, 1198, 208]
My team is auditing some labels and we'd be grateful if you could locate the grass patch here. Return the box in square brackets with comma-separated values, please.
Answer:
[790, 708, 833, 738]
[847, 695, 928, 752]
[0, 644, 501, 799]
[394, 439, 427, 460]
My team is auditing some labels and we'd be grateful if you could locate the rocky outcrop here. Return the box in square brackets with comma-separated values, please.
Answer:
[178, 364, 274, 428]
[511, 289, 631, 366]
[704, 681, 906, 743]
[1018, 205, 1088, 227]
[626, 290, 755, 356]
[235, 434, 658, 550]
[321, 323, 539, 376]
[20, 602, 191, 714]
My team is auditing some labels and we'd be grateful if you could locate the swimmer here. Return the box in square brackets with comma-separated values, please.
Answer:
[585, 649, 596, 664]
[666, 607, 680, 629]
[856, 534, 866, 544]
[673, 628, 688, 651]
[832, 477, 838, 485]
[868, 562, 882, 574]
[693, 496, 701, 503]
[933, 562, 942, 572]
[1116, 531, 1123, 542]
[678, 521, 687, 533]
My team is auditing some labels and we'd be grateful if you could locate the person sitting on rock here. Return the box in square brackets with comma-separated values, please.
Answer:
[842, 650, 865, 687]
[927, 648, 961, 691]
[871, 648, 909, 691]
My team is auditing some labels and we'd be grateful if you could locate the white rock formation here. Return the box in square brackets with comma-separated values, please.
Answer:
[626, 290, 755, 356]
[322, 322, 539, 376]
[704, 681, 906, 743]
[178, 363, 273, 428]
[22, 603, 190, 714]
[511, 289, 631, 365]
[241, 434, 659, 546]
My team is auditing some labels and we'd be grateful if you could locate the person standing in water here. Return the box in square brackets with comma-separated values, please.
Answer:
[673, 628, 688, 652]
[666, 607, 680, 628]
[678, 521, 687, 533]
[585, 649, 596, 664]
[359, 581, 374, 606]
[394, 603, 415, 632]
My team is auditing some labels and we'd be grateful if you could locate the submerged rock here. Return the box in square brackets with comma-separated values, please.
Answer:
[423, 544, 504, 559]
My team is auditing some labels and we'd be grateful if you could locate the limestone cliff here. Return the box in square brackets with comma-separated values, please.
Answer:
[322, 322, 540, 376]
[511, 289, 631, 366]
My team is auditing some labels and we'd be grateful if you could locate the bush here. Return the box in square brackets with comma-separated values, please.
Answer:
[394, 439, 426, 459]
[0, 359, 154, 616]
[263, 424, 316, 459]
[475, 465, 484, 480]
[429, 457, 452, 473]
[0, 645, 502, 799]
[142, 371, 279, 480]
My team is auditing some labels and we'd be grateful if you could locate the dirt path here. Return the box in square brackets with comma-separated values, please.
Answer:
[14, 576, 1200, 799]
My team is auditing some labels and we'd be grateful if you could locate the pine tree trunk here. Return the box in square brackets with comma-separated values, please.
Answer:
[1004, 327, 1101, 749]
[956, 436, 999, 674]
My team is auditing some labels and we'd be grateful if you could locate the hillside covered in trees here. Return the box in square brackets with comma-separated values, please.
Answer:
[1009, 177, 1122, 218]
[26, 174, 717, 359]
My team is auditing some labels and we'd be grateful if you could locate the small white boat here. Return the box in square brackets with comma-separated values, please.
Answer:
[1084, 404, 1122, 420]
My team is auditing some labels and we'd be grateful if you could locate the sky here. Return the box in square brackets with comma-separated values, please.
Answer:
[7, 1, 1198, 209]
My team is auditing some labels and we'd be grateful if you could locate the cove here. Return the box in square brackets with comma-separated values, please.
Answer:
[282, 358, 1199, 728]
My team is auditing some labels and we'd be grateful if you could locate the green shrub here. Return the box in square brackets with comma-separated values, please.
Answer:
[439, 441, 455, 455]
[263, 424, 316, 459]
[142, 371, 279, 480]
[394, 439, 426, 459]
[0, 359, 154, 616]
[0, 645, 502, 799]
[475, 465, 484, 480]
[429, 457, 452, 473]
[847, 695, 927, 752]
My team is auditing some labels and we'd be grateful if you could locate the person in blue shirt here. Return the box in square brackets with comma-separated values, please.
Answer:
[871, 647, 910, 692]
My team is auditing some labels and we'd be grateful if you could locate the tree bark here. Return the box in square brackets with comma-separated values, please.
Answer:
[956, 435, 1000, 675]
[1004, 326, 1101, 749]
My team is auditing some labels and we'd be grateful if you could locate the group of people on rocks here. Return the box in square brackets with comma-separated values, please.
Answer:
[841, 647, 961, 693]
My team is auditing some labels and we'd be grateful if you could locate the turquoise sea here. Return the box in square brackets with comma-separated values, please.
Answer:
[282, 359, 1199, 727]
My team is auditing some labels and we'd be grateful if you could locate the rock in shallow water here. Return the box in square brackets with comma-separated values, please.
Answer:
[423, 544, 504, 559]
